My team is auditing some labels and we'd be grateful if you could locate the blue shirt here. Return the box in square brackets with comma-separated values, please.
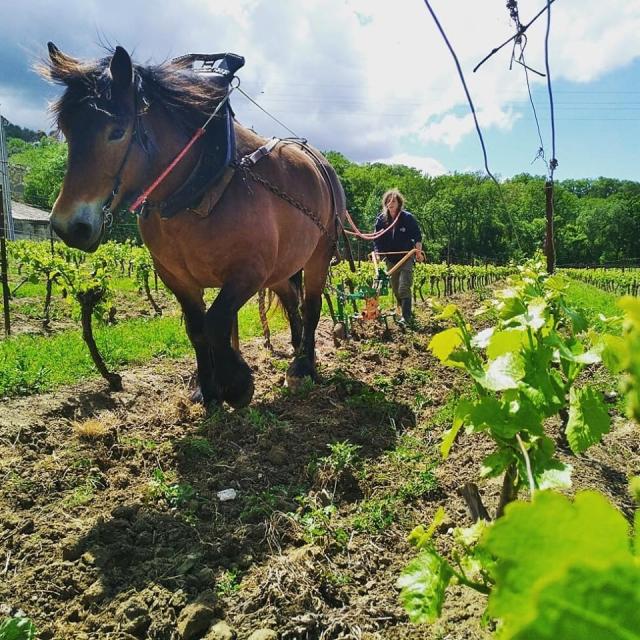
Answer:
[373, 210, 422, 264]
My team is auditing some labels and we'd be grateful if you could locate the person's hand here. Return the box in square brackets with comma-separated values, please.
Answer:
[416, 249, 426, 262]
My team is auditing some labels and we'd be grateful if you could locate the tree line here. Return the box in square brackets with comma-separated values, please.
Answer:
[327, 151, 640, 266]
[6, 125, 639, 266]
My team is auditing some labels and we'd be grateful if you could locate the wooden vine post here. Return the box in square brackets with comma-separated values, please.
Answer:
[545, 180, 556, 274]
[0, 186, 11, 336]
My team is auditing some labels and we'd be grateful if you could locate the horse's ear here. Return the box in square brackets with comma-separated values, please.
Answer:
[109, 46, 133, 93]
[47, 42, 78, 68]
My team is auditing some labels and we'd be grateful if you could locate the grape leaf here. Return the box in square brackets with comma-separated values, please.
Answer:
[509, 563, 640, 640]
[565, 386, 611, 454]
[397, 549, 453, 624]
[481, 491, 633, 637]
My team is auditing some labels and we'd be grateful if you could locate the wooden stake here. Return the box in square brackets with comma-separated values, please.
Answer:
[545, 180, 555, 274]
[0, 186, 10, 336]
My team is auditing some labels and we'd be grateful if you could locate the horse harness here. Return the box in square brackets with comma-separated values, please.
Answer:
[108, 52, 339, 250]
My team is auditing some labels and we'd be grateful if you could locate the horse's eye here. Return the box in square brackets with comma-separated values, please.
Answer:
[108, 128, 126, 141]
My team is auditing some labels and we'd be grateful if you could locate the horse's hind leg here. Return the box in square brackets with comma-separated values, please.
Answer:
[181, 297, 219, 405]
[287, 252, 329, 385]
[205, 279, 259, 409]
[270, 272, 303, 353]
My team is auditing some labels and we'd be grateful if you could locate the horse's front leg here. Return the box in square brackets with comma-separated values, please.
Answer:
[205, 279, 259, 408]
[153, 263, 220, 407]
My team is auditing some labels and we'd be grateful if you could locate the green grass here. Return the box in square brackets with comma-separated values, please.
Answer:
[0, 300, 289, 397]
[564, 278, 623, 333]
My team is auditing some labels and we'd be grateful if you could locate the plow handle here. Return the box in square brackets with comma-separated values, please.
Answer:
[386, 248, 417, 276]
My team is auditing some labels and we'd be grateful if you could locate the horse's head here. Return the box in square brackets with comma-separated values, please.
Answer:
[43, 43, 139, 252]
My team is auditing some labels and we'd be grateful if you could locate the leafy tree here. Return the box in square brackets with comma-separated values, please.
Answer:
[10, 137, 67, 209]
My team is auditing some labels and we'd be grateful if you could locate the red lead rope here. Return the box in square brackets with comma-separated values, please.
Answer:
[129, 127, 206, 213]
[343, 209, 402, 241]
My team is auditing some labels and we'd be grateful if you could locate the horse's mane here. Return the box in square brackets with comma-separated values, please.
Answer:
[39, 49, 226, 133]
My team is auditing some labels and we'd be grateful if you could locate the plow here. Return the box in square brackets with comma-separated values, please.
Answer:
[326, 248, 417, 342]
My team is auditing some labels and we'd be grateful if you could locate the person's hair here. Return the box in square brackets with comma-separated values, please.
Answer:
[382, 189, 405, 220]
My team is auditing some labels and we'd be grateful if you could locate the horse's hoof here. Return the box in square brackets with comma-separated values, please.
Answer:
[220, 362, 255, 409]
[224, 377, 255, 409]
[286, 356, 317, 389]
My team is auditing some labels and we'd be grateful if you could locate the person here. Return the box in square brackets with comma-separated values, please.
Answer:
[373, 189, 424, 323]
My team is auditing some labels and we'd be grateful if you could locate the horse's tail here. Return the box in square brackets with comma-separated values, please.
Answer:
[262, 270, 302, 316]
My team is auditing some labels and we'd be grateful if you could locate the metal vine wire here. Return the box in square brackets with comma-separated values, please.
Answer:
[421, 0, 523, 252]
[544, 0, 558, 180]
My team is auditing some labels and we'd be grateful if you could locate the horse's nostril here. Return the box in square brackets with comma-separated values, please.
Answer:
[71, 221, 94, 242]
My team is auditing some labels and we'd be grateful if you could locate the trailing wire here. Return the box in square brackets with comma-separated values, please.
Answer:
[236, 87, 302, 139]
[521, 42, 548, 169]
[421, 0, 523, 252]
[506, 1, 548, 170]
[473, 0, 558, 73]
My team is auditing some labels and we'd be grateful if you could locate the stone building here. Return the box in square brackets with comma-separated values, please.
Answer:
[11, 200, 53, 241]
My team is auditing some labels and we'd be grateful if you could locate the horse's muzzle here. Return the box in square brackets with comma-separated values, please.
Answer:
[51, 212, 103, 253]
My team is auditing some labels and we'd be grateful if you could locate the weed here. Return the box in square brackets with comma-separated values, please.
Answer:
[73, 412, 118, 439]
[322, 441, 361, 474]
[121, 435, 161, 451]
[373, 374, 394, 390]
[178, 436, 215, 458]
[429, 395, 459, 430]
[319, 440, 362, 499]
[240, 485, 295, 522]
[389, 435, 427, 463]
[345, 388, 392, 416]
[0, 297, 289, 399]
[216, 569, 242, 597]
[147, 468, 195, 508]
[70, 456, 94, 470]
[271, 358, 289, 372]
[397, 468, 439, 501]
[404, 367, 433, 385]
[325, 571, 352, 587]
[64, 473, 103, 507]
[352, 496, 397, 533]
[0, 616, 37, 640]
[366, 342, 391, 358]
[291, 495, 338, 544]
[0, 351, 50, 396]
[242, 408, 288, 433]
[412, 392, 433, 412]
[282, 376, 315, 398]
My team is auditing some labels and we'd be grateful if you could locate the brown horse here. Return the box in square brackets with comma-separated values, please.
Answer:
[42, 44, 346, 409]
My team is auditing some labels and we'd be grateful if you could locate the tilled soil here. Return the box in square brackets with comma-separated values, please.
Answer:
[0, 291, 637, 640]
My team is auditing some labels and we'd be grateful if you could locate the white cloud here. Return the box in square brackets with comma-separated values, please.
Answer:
[373, 153, 447, 176]
[1, 0, 639, 168]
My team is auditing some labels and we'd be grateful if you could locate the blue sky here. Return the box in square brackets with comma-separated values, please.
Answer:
[414, 58, 640, 181]
[0, 0, 638, 181]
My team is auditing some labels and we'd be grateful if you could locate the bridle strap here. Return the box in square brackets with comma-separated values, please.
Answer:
[101, 90, 143, 230]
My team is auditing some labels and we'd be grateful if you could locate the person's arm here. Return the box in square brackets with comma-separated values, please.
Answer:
[409, 214, 425, 261]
